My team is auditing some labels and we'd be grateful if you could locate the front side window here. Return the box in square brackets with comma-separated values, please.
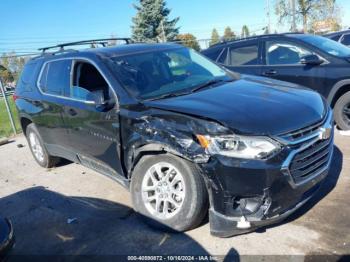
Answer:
[39, 60, 71, 96]
[228, 44, 259, 66]
[71, 61, 110, 102]
[341, 34, 350, 46]
[108, 47, 231, 100]
[265, 41, 312, 65]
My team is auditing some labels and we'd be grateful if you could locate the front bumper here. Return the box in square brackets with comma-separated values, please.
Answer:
[199, 113, 334, 237]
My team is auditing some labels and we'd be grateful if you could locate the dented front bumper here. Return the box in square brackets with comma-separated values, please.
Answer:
[199, 134, 333, 237]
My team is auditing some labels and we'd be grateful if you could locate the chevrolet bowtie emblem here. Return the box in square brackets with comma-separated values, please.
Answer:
[319, 127, 332, 140]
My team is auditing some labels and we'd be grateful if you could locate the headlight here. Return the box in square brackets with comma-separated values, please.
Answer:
[196, 134, 280, 159]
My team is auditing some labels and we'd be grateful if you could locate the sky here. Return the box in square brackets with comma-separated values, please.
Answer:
[1, 0, 350, 54]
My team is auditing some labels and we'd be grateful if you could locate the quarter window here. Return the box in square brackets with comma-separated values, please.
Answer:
[265, 41, 312, 65]
[228, 44, 259, 66]
[39, 60, 71, 96]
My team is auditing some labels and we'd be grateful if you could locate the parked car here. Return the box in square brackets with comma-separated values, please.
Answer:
[202, 33, 350, 130]
[324, 29, 350, 47]
[15, 39, 334, 237]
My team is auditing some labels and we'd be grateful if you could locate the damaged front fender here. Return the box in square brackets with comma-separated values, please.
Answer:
[119, 106, 230, 176]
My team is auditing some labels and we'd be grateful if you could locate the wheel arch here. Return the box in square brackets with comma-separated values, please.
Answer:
[126, 143, 194, 179]
[327, 80, 350, 107]
[19, 115, 33, 135]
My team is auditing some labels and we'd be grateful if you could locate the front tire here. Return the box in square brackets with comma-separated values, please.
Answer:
[26, 123, 60, 168]
[131, 154, 208, 232]
[334, 91, 350, 130]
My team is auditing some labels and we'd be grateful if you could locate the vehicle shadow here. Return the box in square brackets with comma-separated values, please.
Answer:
[258, 145, 343, 231]
[0, 187, 239, 261]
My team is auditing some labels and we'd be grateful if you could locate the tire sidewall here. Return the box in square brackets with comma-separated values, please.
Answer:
[131, 154, 205, 232]
[26, 124, 50, 168]
[334, 91, 350, 130]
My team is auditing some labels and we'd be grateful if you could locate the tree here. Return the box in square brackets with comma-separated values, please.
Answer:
[241, 25, 250, 38]
[0, 52, 26, 84]
[209, 28, 220, 46]
[223, 26, 236, 41]
[275, 0, 341, 33]
[131, 0, 179, 42]
[176, 34, 201, 51]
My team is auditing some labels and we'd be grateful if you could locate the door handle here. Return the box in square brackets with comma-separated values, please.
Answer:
[262, 70, 277, 76]
[67, 108, 77, 116]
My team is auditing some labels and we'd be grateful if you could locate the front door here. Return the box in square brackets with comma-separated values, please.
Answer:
[261, 39, 328, 96]
[62, 59, 124, 180]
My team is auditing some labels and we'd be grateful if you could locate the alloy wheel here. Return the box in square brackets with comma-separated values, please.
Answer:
[141, 162, 186, 220]
[29, 132, 44, 163]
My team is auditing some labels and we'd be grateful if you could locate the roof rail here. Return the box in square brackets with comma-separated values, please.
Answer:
[38, 38, 132, 53]
[209, 32, 305, 48]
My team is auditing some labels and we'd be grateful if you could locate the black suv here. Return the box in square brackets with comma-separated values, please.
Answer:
[324, 29, 350, 47]
[15, 39, 334, 237]
[202, 33, 350, 130]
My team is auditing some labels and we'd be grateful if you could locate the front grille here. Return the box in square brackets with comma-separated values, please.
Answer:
[279, 119, 324, 142]
[289, 135, 333, 184]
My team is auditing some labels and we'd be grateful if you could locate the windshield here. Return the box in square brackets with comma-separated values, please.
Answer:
[108, 47, 231, 100]
[300, 35, 350, 57]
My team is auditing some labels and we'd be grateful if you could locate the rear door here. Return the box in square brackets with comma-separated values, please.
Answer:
[220, 39, 262, 76]
[260, 38, 328, 95]
[36, 59, 72, 149]
[62, 58, 125, 180]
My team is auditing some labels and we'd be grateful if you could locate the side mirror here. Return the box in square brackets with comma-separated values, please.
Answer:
[87, 90, 115, 111]
[87, 90, 106, 106]
[300, 54, 324, 65]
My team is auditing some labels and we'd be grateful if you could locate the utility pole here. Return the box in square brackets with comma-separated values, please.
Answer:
[0, 77, 16, 135]
[160, 19, 167, 42]
[290, 0, 297, 32]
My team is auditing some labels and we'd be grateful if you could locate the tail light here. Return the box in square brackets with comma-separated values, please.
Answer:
[12, 94, 19, 102]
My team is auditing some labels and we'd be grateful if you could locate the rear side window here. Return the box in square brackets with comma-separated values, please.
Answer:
[17, 62, 38, 92]
[341, 34, 350, 46]
[228, 44, 259, 66]
[39, 60, 71, 96]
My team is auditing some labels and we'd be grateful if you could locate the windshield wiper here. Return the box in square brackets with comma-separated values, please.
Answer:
[190, 78, 233, 93]
[148, 91, 192, 101]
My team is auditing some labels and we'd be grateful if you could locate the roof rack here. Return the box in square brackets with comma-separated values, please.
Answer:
[38, 38, 132, 53]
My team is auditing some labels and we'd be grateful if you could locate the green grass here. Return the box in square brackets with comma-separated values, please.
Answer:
[0, 97, 21, 138]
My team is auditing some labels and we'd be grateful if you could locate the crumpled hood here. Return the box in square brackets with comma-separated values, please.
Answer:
[144, 75, 327, 136]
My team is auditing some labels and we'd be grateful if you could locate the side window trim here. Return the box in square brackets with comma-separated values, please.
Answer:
[36, 57, 118, 106]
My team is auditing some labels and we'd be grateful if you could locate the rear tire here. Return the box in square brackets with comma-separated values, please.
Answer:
[26, 123, 60, 168]
[334, 91, 350, 130]
[131, 154, 208, 232]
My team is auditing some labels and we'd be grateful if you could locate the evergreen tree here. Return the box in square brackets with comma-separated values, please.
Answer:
[209, 28, 220, 46]
[241, 25, 250, 38]
[176, 34, 201, 51]
[223, 26, 235, 41]
[132, 0, 179, 42]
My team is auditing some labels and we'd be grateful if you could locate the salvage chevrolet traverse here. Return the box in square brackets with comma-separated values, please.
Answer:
[15, 39, 334, 237]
